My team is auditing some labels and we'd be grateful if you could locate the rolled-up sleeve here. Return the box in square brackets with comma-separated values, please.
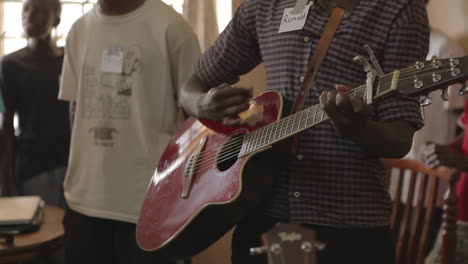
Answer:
[375, 0, 429, 130]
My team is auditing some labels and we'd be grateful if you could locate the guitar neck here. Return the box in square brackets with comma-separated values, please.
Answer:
[238, 71, 400, 156]
[239, 55, 468, 157]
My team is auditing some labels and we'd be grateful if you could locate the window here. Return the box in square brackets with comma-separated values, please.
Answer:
[216, 0, 232, 32]
[0, 0, 231, 55]
[1, 0, 96, 55]
[162, 0, 232, 32]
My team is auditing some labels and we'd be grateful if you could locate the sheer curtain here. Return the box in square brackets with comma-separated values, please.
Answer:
[183, 0, 219, 52]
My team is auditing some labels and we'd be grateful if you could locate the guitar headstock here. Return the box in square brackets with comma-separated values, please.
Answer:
[250, 223, 324, 264]
[395, 55, 468, 97]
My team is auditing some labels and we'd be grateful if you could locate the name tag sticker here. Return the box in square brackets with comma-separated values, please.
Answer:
[101, 44, 124, 74]
[278, 4, 311, 33]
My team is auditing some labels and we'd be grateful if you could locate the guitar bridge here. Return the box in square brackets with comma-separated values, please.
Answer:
[181, 137, 207, 198]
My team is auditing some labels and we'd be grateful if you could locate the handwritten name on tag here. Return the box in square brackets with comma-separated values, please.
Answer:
[278, 4, 311, 33]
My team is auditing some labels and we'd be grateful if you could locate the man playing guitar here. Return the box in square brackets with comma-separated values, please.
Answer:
[179, 0, 430, 263]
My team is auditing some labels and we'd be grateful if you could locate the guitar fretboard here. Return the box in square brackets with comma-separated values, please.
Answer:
[238, 71, 399, 157]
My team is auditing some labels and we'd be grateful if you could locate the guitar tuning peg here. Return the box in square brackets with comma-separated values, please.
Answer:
[315, 241, 326, 251]
[459, 84, 468, 96]
[249, 246, 267, 256]
[419, 96, 432, 107]
[440, 89, 449, 101]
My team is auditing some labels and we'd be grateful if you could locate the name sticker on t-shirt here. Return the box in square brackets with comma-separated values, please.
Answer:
[278, 2, 312, 33]
[101, 44, 124, 74]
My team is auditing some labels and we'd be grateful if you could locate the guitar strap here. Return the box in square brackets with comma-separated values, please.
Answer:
[289, 0, 359, 153]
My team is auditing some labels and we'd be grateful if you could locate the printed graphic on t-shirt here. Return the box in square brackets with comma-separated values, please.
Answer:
[82, 45, 143, 148]
[89, 126, 119, 147]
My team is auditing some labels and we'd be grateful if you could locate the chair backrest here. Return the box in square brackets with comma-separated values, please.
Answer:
[382, 159, 459, 264]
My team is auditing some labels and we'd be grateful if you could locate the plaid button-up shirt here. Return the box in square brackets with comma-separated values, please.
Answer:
[195, 0, 429, 227]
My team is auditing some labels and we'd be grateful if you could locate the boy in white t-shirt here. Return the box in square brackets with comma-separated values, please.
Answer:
[59, 0, 201, 263]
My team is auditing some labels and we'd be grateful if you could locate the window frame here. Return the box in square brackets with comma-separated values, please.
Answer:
[0, 0, 231, 55]
[0, 0, 97, 55]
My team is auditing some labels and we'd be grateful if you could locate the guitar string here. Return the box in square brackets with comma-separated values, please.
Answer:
[193, 106, 325, 167]
[189, 68, 458, 173]
[393, 69, 455, 85]
[191, 107, 332, 173]
[396, 61, 461, 76]
[280, 250, 287, 264]
[190, 68, 460, 174]
[191, 114, 325, 173]
[190, 91, 435, 174]
[188, 66, 463, 173]
[379, 61, 458, 80]
[374, 63, 459, 88]
[190, 89, 363, 173]
[192, 63, 429, 162]
[192, 65, 398, 156]
[377, 67, 455, 90]
[194, 81, 369, 164]
[193, 110, 316, 161]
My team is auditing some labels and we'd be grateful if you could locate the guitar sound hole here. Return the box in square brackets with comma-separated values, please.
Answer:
[217, 133, 244, 171]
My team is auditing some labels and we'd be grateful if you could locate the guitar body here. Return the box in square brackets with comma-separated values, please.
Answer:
[136, 91, 285, 259]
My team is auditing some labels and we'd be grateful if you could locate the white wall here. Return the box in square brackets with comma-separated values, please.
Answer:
[427, 0, 468, 51]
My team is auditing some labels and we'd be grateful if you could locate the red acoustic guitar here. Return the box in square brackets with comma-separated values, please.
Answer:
[136, 56, 468, 259]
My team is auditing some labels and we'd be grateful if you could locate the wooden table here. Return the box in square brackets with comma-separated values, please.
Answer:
[0, 205, 65, 264]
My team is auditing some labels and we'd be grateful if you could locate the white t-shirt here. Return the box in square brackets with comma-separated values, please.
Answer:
[406, 28, 466, 160]
[59, 0, 200, 223]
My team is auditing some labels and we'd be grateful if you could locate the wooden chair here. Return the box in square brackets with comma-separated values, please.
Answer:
[382, 159, 459, 264]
